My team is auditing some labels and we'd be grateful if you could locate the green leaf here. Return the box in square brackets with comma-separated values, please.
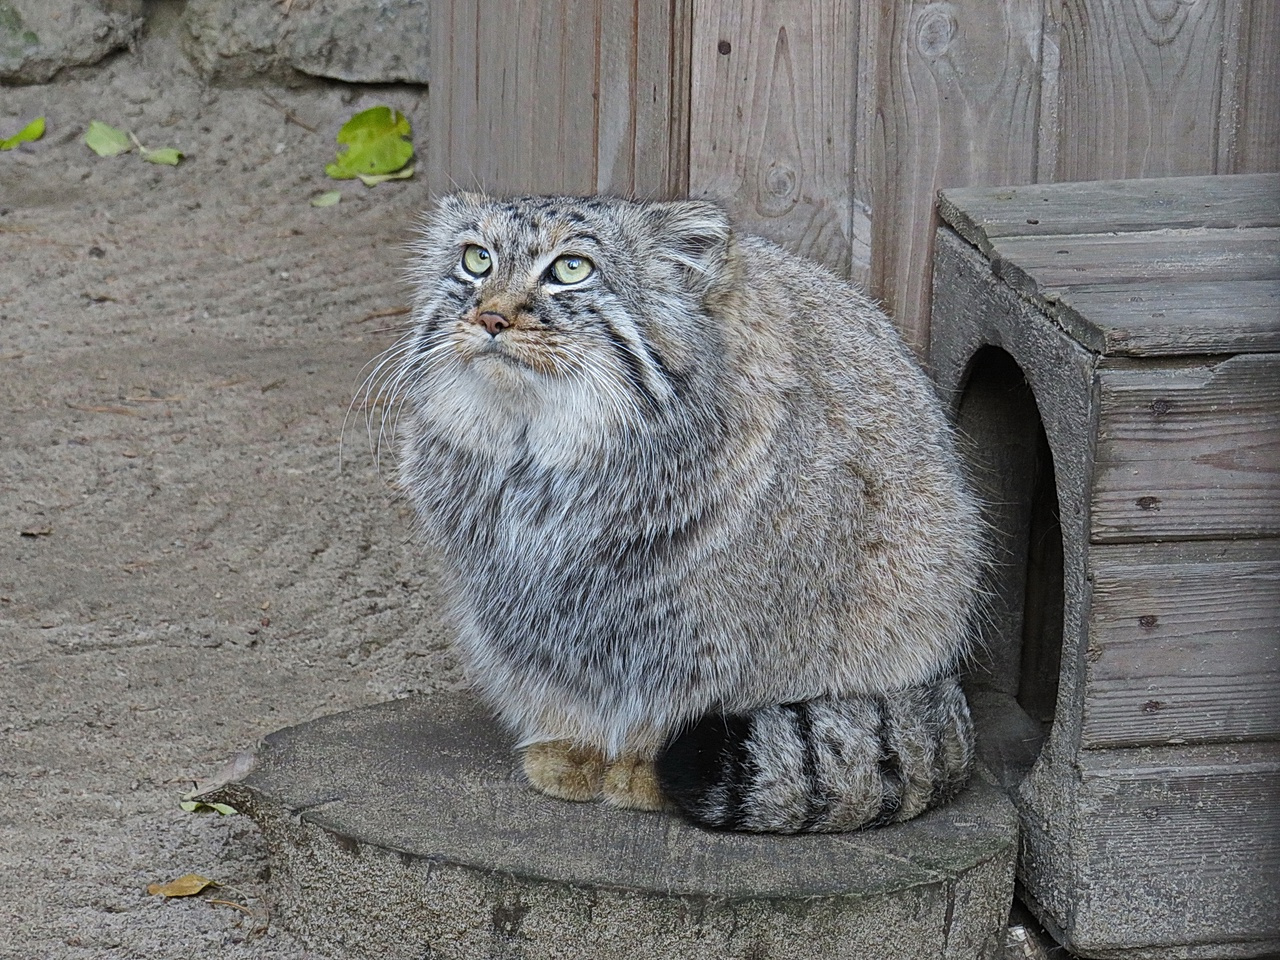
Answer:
[310, 189, 342, 208]
[140, 147, 183, 166]
[325, 106, 414, 181]
[357, 165, 415, 187]
[85, 121, 132, 157]
[0, 116, 44, 151]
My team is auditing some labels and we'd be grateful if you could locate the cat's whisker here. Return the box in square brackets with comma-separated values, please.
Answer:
[341, 335, 421, 471]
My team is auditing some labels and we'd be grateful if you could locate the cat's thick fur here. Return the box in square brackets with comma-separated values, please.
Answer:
[391, 193, 983, 833]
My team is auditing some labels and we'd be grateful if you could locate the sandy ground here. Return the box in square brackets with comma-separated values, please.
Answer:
[1, 43, 464, 959]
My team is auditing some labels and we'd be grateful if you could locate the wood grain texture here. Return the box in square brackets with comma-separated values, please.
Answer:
[1069, 742, 1280, 952]
[1092, 354, 1280, 542]
[936, 175, 1280, 355]
[1050, 0, 1232, 180]
[989, 227, 1280, 296]
[938, 174, 1280, 254]
[688, 0, 856, 278]
[855, 0, 1042, 353]
[1083, 540, 1280, 749]
[1225, 0, 1280, 173]
[426, 0, 686, 198]
[1044, 279, 1280, 358]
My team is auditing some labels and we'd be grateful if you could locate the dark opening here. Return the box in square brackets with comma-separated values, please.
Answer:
[953, 347, 1064, 784]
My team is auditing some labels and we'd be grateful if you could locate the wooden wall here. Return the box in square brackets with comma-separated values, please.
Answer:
[425, 0, 1280, 352]
[425, 0, 691, 200]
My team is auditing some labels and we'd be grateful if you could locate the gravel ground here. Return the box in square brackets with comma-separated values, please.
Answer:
[1, 36, 460, 959]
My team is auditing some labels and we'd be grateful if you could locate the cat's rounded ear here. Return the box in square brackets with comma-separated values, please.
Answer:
[642, 200, 733, 297]
[432, 191, 489, 219]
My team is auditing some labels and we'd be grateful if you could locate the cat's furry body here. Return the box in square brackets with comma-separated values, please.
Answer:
[392, 194, 982, 832]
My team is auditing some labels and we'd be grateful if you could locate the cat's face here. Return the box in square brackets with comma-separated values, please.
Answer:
[401, 195, 732, 444]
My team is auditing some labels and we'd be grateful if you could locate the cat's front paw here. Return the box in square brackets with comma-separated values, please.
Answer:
[522, 740, 606, 802]
[602, 754, 667, 811]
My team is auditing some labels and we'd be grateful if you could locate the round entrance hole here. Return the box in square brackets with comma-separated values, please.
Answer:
[954, 346, 1064, 784]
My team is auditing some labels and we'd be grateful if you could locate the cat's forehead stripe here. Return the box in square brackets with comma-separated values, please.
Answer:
[472, 207, 604, 254]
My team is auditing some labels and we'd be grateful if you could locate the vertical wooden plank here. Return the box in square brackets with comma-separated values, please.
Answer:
[1050, 0, 1230, 180]
[427, 0, 684, 198]
[661, 0, 695, 198]
[597, 0, 640, 194]
[855, 0, 1043, 354]
[598, 0, 693, 199]
[688, 0, 857, 277]
[1225, 0, 1280, 173]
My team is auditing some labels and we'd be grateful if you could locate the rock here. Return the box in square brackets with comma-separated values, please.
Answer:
[208, 691, 1019, 960]
[280, 0, 430, 84]
[0, 0, 144, 84]
[182, 0, 429, 84]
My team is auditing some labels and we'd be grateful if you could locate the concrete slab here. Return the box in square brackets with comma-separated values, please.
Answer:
[210, 693, 1019, 960]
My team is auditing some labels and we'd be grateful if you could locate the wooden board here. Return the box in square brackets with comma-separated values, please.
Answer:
[1082, 540, 1280, 749]
[988, 226, 1280, 293]
[1226, 0, 1280, 173]
[426, 0, 686, 198]
[1041, 279, 1280, 358]
[1092, 354, 1280, 542]
[1066, 742, 1280, 953]
[1049, 0, 1232, 181]
[853, 0, 1042, 353]
[938, 174, 1280, 256]
[688, 0, 856, 278]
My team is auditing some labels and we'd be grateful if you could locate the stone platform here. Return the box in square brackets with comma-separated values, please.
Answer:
[208, 693, 1018, 960]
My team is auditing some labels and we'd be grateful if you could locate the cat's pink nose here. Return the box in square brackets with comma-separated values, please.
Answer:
[477, 311, 510, 336]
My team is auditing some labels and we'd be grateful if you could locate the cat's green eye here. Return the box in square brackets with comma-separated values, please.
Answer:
[462, 244, 493, 277]
[550, 254, 593, 285]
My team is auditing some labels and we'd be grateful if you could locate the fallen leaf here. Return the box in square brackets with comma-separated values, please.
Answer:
[179, 799, 238, 815]
[310, 190, 341, 208]
[1, 116, 45, 151]
[85, 121, 132, 158]
[140, 146, 183, 166]
[147, 873, 216, 898]
[325, 106, 413, 181]
[357, 165, 414, 187]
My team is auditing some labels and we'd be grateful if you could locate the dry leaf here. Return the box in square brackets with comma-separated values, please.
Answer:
[147, 873, 217, 898]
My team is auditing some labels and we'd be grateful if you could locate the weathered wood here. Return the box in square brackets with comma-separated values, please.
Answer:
[1066, 742, 1280, 955]
[931, 170, 1280, 956]
[426, 0, 686, 199]
[598, 0, 692, 197]
[1092, 354, 1280, 542]
[688, 0, 856, 279]
[1042, 280, 1280, 358]
[988, 228, 1280, 302]
[930, 225, 1097, 754]
[1226, 0, 1280, 173]
[938, 174, 1280, 256]
[1049, 0, 1232, 180]
[1083, 540, 1280, 748]
[853, 0, 1042, 353]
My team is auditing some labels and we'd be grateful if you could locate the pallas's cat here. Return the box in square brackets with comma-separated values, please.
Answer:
[388, 194, 982, 833]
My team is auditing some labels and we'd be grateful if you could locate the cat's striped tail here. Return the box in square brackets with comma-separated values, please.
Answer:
[654, 676, 974, 833]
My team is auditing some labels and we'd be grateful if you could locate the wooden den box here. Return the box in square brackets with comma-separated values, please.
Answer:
[928, 174, 1280, 959]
